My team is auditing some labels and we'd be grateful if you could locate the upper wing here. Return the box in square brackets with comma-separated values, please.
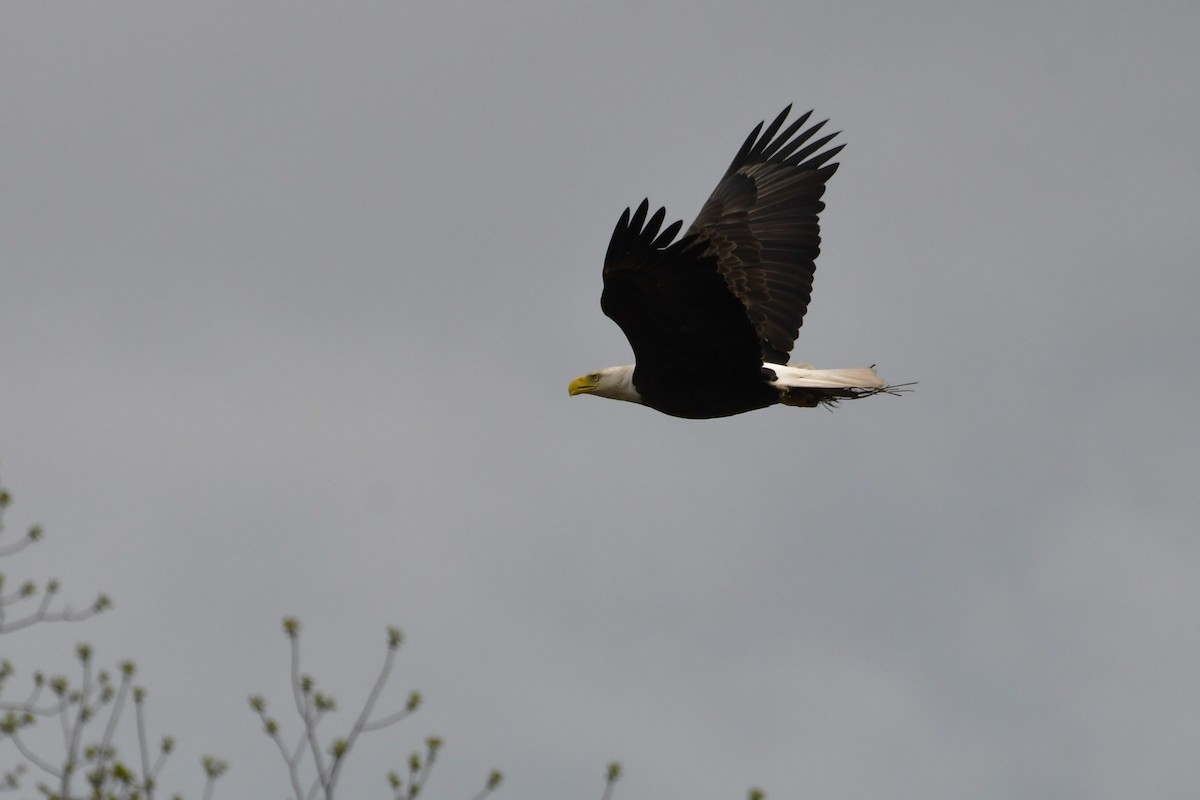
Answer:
[601, 200, 765, 383]
[687, 106, 843, 364]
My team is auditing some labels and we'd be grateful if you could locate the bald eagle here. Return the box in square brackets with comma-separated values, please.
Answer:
[569, 105, 894, 419]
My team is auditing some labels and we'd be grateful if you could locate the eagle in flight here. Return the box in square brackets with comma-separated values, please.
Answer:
[569, 105, 898, 419]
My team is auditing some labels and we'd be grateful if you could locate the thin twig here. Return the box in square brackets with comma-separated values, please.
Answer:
[201, 771, 219, 800]
[0, 604, 100, 635]
[0, 538, 34, 558]
[325, 640, 397, 789]
[7, 730, 60, 778]
[98, 673, 132, 771]
[289, 635, 331, 797]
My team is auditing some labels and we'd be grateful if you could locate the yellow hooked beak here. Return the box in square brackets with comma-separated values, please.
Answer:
[568, 374, 598, 396]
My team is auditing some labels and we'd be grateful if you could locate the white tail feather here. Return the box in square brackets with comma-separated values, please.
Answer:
[767, 364, 884, 390]
[767, 363, 889, 408]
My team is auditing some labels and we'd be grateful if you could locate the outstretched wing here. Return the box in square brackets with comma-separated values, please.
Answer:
[688, 106, 843, 364]
[601, 200, 765, 383]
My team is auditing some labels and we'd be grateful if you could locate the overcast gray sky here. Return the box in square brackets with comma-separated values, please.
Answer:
[3, 2, 1199, 798]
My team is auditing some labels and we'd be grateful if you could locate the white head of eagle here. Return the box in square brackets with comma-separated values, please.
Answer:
[568, 105, 899, 420]
[568, 366, 640, 404]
